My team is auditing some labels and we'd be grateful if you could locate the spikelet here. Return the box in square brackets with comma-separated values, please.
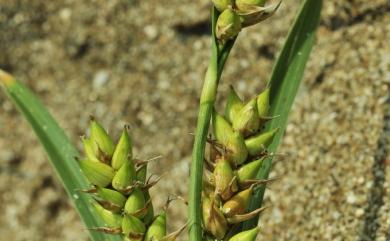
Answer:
[144, 211, 166, 241]
[79, 160, 115, 187]
[78, 119, 185, 241]
[225, 86, 244, 123]
[212, 111, 248, 166]
[202, 87, 278, 240]
[212, 0, 234, 12]
[213, 157, 238, 200]
[232, 98, 259, 137]
[216, 8, 242, 41]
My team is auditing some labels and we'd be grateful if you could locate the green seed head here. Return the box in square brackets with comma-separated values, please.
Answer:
[144, 212, 167, 241]
[232, 98, 259, 137]
[202, 195, 228, 239]
[216, 9, 242, 41]
[257, 88, 270, 118]
[93, 202, 123, 227]
[236, 158, 264, 185]
[122, 214, 146, 241]
[222, 187, 252, 217]
[213, 158, 238, 201]
[228, 227, 260, 241]
[245, 128, 279, 156]
[112, 127, 133, 170]
[96, 187, 127, 209]
[79, 160, 115, 187]
[225, 86, 244, 123]
[124, 188, 147, 218]
[212, 0, 234, 12]
[112, 160, 136, 192]
[90, 118, 115, 158]
[212, 111, 248, 166]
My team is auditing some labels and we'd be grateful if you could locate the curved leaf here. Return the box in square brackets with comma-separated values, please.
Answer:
[243, 0, 323, 228]
[0, 70, 123, 241]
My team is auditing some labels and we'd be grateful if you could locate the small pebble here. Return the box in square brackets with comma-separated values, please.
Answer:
[93, 70, 109, 89]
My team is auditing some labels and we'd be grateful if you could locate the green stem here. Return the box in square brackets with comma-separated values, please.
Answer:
[188, 8, 236, 241]
[188, 25, 218, 241]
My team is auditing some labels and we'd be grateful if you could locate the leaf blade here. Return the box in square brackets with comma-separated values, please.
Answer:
[244, 0, 323, 228]
[0, 72, 122, 241]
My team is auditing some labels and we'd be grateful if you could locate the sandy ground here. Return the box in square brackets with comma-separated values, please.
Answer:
[1, 0, 390, 240]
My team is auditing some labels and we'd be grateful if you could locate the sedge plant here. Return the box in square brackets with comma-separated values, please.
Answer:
[0, 0, 321, 241]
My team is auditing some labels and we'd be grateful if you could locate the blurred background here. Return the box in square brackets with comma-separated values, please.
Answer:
[1, 0, 390, 240]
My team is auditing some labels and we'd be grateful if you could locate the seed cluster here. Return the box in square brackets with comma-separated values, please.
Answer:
[213, 0, 281, 41]
[202, 87, 278, 241]
[78, 119, 184, 241]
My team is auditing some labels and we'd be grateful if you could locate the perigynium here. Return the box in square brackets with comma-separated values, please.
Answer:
[78, 118, 186, 241]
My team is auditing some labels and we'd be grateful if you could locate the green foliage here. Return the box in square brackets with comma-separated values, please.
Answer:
[244, 0, 323, 228]
[0, 76, 122, 241]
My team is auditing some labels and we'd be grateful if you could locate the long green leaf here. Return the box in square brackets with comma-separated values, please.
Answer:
[243, 0, 323, 228]
[0, 71, 122, 241]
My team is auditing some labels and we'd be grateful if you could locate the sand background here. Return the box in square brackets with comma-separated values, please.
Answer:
[1, 0, 390, 240]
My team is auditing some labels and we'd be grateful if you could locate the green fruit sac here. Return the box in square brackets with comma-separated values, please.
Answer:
[112, 160, 136, 192]
[212, 0, 234, 12]
[90, 119, 115, 157]
[232, 98, 259, 137]
[112, 128, 133, 169]
[79, 160, 115, 187]
[257, 88, 270, 118]
[213, 158, 238, 200]
[236, 158, 263, 184]
[245, 128, 278, 156]
[202, 196, 228, 239]
[96, 187, 127, 208]
[222, 188, 252, 217]
[82, 136, 99, 162]
[122, 214, 146, 241]
[225, 86, 244, 123]
[212, 111, 248, 166]
[144, 212, 167, 241]
[236, 0, 266, 10]
[228, 227, 259, 241]
[216, 9, 242, 41]
[93, 202, 122, 227]
[124, 188, 147, 218]
[136, 164, 147, 183]
[142, 191, 155, 225]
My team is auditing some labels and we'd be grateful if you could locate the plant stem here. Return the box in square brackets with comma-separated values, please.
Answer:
[188, 74, 216, 241]
[188, 8, 237, 241]
[188, 32, 218, 241]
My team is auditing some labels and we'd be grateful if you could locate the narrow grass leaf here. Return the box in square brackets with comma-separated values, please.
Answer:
[243, 0, 323, 228]
[0, 72, 122, 241]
